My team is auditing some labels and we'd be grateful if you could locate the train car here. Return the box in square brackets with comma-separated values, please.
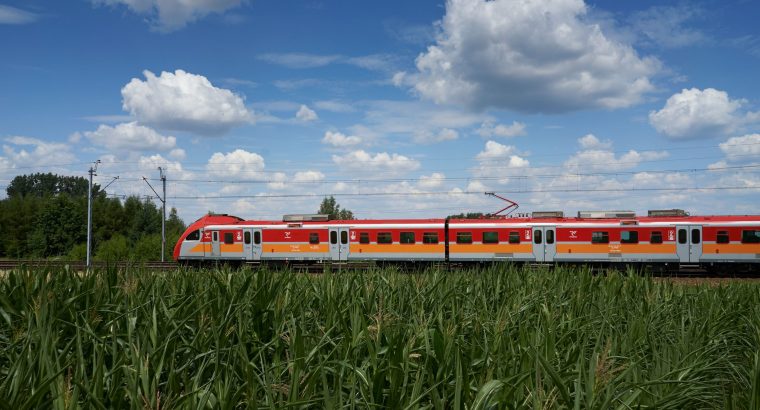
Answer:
[173, 210, 760, 271]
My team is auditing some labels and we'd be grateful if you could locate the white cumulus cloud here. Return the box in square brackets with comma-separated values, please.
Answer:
[649, 88, 759, 139]
[476, 141, 518, 161]
[293, 170, 325, 182]
[407, 0, 659, 113]
[83, 122, 176, 152]
[418, 172, 446, 188]
[412, 128, 459, 144]
[322, 131, 362, 147]
[565, 135, 668, 171]
[93, 0, 244, 32]
[477, 121, 527, 138]
[295, 104, 318, 121]
[206, 149, 265, 180]
[718, 134, 760, 162]
[1, 137, 76, 175]
[138, 154, 190, 179]
[578, 134, 612, 150]
[121, 69, 250, 136]
[169, 148, 186, 160]
[332, 150, 420, 175]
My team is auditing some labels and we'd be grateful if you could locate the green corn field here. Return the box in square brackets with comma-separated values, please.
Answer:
[0, 265, 758, 409]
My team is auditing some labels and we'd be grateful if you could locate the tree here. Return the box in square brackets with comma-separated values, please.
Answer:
[6, 172, 102, 198]
[27, 194, 86, 257]
[0, 173, 187, 259]
[318, 196, 355, 220]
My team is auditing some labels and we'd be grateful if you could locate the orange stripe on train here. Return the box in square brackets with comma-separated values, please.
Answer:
[703, 244, 760, 254]
[556, 244, 677, 254]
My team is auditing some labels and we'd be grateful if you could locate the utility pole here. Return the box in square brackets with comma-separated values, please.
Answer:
[161, 168, 166, 262]
[86, 160, 101, 269]
[143, 167, 167, 262]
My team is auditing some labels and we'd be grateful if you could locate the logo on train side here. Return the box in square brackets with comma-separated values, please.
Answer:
[668, 230, 675, 241]
[204, 231, 211, 240]
[284, 231, 291, 239]
[351, 231, 356, 240]
[525, 230, 531, 240]
[569, 230, 577, 239]
[237, 232, 242, 241]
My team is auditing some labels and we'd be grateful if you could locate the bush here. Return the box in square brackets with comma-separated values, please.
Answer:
[66, 243, 87, 261]
[94, 234, 130, 262]
[133, 234, 161, 261]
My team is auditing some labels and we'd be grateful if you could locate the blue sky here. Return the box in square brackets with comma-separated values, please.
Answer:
[1, 0, 759, 221]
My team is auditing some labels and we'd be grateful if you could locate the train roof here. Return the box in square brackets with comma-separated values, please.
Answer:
[196, 214, 760, 227]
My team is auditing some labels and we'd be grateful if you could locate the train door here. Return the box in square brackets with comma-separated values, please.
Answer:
[532, 226, 556, 262]
[676, 225, 702, 263]
[243, 228, 263, 260]
[329, 228, 350, 261]
[211, 230, 220, 257]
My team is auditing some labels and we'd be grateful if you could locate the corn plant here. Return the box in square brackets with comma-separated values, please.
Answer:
[0, 264, 758, 408]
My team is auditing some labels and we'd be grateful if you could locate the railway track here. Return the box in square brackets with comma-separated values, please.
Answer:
[0, 260, 178, 271]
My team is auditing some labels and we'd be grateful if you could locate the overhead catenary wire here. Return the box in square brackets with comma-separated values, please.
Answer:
[138, 185, 760, 201]
[93, 163, 760, 186]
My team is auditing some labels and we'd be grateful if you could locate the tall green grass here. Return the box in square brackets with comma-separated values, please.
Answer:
[0, 265, 758, 408]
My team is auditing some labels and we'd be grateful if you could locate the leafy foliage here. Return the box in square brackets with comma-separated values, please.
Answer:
[0, 173, 185, 259]
[318, 195, 355, 220]
[6, 172, 102, 198]
[0, 265, 757, 408]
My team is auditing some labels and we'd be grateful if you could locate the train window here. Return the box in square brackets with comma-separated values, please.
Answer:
[330, 231, 338, 245]
[377, 232, 392, 244]
[621, 230, 638, 244]
[691, 229, 701, 244]
[254, 231, 261, 245]
[546, 230, 554, 245]
[423, 232, 439, 244]
[341, 231, 348, 245]
[224, 233, 234, 244]
[359, 232, 370, 244]
[483, 231, 499, 244]
[244, 231, 251, 245]
[186, 230, 200, 241]
[309, 233, 320, 244]
[742, 230, 760, 243]
[212, 231, 218, 242]
[534, 230, 542, 244]
[716, 231, 730, 244]
[591, 231, 609, 244]
[456, 232, 473, 244]
[678, 229, 687, 244]
[400, 232, 415, 244]
[509, 231, 520, 244]
[650, 231, 663, 244]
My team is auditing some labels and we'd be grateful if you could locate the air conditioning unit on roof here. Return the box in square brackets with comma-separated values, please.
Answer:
[577, 210, 636, 219]
[532, 211, 564, 218]
[283, 214, 329, 222]
[647, 209, 688, 217]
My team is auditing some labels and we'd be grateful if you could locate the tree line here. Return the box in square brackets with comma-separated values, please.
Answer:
[0, 173, 185, 261]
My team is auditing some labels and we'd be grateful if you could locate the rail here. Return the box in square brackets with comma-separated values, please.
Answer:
[0, 260, 178, 271]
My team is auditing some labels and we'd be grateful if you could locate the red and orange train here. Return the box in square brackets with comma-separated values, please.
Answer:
[173, 210, 760, 271]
